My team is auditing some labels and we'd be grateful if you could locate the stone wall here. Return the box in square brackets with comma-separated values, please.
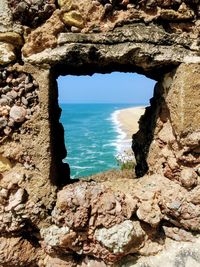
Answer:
[0, 0, 200, 266]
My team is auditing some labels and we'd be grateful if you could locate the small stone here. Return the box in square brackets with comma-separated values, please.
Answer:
[58, 0, 72, 11]
[62, 11, 84, 28]
[2, 94, 12, 103]
[127, 4, 135, 9]
[92, 0, 101, 6]
[12, 79, 19, 86]
[0, 188, 8, 198]
[0, 32, 23, 46]
[0, 42, 16, 65]
[6, 74, 13, 83]
[7, 90, 18, 99]
[24, 162, 31, 169]
[71, 26, 81, 33]
[104, 3, 112, 12]
[6, 188, 26, 211]
[25, 83, 33, 92]
[0, 117, 7, 129]
[25, 76, 30, 84]
[91, 26, 101, 33]
[4, 127, 12, 136]
[0, 155, 12, 173]
[15, 1, 28, 13]
[13, 86, 20, 92]
[18, 88, 25, 97]
[0, 98, 8, 106]
[10, 105, 27, 123]
[2, 85, 10, 93]
[32, 80, 38, 87]
[169, 201, 182, 210]
[21, 97, 28, 106]
[121, 0, 129, 6]
[2, 70, 7, 79]
[18, 73, 26, 83]
[1, 108, 9, 117]
[26, 109, 32, 115]
[7, 118, 15, 127]
[180, 168, 198, 189]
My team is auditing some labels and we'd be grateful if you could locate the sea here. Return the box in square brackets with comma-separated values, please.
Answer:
[60, 103, 144, 178]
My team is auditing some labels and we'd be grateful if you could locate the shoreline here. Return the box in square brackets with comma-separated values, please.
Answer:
[112, 106, 146, 154]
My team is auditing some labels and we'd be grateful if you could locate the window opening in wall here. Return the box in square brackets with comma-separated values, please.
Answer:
[57, 72, 155, 178]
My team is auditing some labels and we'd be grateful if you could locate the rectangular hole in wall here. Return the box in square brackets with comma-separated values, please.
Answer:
[57, 72, 156, 179]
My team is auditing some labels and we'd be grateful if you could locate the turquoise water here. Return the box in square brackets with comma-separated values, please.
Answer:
[60, 103, 143, 178]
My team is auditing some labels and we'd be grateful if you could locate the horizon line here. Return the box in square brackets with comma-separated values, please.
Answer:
[59, 102, 149, 104]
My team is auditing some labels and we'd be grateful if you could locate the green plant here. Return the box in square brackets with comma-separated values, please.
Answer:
[116, 150, 136, 171]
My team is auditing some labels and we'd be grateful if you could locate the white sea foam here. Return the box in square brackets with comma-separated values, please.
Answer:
[71, 165, 93, 169]
[110, 110, 131, 154]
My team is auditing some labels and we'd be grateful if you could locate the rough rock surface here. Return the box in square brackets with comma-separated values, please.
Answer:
[8, 0, 56, 28]
[0, 0, 200, 266]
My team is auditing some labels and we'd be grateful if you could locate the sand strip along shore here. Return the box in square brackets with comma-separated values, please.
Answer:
[113, 106, 146, 154]
[117, 106, 145, 138]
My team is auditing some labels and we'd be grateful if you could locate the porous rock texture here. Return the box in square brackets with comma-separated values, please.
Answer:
[0, 0, 200, 266]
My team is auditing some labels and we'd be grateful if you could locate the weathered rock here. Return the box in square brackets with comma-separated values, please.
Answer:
[0, 0, 14, 33]
[62, 11, 84, 28]
[0, 237, 41, 266]
[0, 155, 12, 172]
[179, 168, 198, 189]
[0, 42, 15, 65]
[58, 0, 73, 11]
[94, 220, 145, 254]
[0, 32, 23, 46]
[8, 0, 56, 28]
[136, 199, 162, 228]
[41, 225, 70, 247]
[163, 225, 195, 242]
[5, 188, 26, 211]
[22, 10, 65, 57]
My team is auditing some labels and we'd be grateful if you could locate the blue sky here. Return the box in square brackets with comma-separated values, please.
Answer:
[57, 72, 156, 104]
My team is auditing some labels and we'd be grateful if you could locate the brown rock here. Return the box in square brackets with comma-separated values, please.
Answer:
[0, 42, 16, 65]
[0, 237, 41, 266]
[136, 200, 162, 228]
[58, 0, 73, 11]
[62, 11, 84, 28]
[163, 225, 195, 242]
[22, 10, 65, 57]
[0, 155, 12, 173]
[6, 188, 26, 211]
[0, 32, 23, 46]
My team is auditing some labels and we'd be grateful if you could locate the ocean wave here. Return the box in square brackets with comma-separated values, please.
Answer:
[109, 110, 130, 153]
[102, 142, 117, 148]
[71, 165, 93, 170]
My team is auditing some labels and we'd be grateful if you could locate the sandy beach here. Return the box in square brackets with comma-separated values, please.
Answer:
[113, 106, 145, 155]
[117, 106, 145, 138]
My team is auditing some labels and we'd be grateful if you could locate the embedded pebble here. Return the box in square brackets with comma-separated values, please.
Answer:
[0, 118, 7, 129]
[71, 26, 81, 33]
[0, 98, 8, 106]
[7, 90, 18, 99]
[0, 69, 39, 138]
[10, 106, 27, 123]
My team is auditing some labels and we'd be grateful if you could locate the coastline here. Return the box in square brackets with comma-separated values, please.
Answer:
[112, 106, 146, 154]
